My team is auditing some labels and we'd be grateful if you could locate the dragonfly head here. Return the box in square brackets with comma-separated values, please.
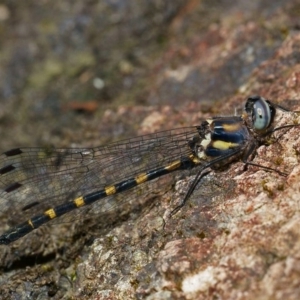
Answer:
[244, 95, 276, 133]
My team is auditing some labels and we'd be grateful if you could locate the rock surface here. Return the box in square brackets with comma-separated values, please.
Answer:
[0, 1, 300, 299]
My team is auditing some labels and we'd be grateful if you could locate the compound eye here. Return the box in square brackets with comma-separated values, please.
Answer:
[245, 96, 274, 131]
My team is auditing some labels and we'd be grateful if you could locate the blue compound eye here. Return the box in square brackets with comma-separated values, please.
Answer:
[245, 96, 275, 131]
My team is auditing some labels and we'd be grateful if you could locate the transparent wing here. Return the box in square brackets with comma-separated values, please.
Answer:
[0, 127, 200, 229]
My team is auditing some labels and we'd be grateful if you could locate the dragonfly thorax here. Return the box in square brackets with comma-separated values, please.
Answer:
[193, 116, 251, 163]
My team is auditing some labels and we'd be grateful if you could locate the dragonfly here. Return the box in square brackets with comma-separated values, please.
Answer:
[0, 95, 298, 244]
